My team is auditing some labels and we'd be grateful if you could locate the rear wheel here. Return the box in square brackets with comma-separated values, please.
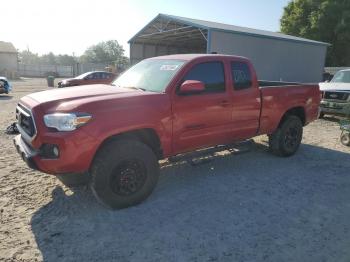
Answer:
[90, 139, 159, 209]
[269, 115, 303, 157]
[319, 112, 325, 119]
[340, 131, 350, 146]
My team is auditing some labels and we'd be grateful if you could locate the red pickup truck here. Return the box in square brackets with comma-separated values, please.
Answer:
[14, 54, 320, 209]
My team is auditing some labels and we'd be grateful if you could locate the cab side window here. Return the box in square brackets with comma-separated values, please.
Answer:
[94, 72, 102, 79]
[231, 61, 252, 90]
[85, 73, 94, 80]
[182, 62, 225, 93]
[105, 73, 113, 79]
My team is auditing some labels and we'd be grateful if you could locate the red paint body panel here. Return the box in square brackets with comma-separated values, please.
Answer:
[258, 85, 320, 135]
[15, 54, 320, 175]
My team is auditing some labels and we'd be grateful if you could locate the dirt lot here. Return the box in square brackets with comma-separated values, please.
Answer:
[0, 78, 350, 262]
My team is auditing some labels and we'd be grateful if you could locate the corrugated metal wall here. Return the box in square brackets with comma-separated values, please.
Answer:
[209, 30, 327, 83]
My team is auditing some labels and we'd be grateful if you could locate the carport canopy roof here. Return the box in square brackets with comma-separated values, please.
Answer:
[129, 14, 330, 47]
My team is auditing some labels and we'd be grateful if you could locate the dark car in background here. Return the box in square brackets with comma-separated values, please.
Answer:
[58, 71, 116, 88]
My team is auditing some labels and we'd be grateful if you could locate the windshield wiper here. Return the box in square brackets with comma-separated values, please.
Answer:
[124, 86, 146, 91]
[112, 84, 147, 91]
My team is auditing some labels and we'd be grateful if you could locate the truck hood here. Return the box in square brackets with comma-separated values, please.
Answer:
[319, 82, 350, 92]
[27, 84, 138, 104]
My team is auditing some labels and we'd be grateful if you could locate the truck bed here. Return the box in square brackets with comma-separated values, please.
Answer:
[258, 82, 320, 135]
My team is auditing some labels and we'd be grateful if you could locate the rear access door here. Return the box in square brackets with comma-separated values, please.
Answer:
[229, 59, 261, 139]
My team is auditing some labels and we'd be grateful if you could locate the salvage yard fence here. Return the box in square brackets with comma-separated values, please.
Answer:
[18, 62, 110, 78]
[19, 64, 73, 77]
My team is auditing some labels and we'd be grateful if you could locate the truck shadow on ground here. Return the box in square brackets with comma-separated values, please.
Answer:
[30, 142, 350, 262]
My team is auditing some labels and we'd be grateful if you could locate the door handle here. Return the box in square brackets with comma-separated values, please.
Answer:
[219, 100, 230, 107]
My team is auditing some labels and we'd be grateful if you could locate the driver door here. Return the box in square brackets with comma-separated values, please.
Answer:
[172, 61, 233, 154]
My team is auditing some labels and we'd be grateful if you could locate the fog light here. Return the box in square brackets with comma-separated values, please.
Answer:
[53, 146, 59, 157]
[39, 144, 60, 159]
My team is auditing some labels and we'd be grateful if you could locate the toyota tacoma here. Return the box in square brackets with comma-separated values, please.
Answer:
[13, 54, 320, 209]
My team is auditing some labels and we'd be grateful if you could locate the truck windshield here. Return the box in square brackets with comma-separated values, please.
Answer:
[331, 71, 350, 83]
[112, 59, 185, 92]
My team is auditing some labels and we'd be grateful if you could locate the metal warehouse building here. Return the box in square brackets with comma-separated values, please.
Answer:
[0, 41, 18, 78]
[129, 14, 329, 83]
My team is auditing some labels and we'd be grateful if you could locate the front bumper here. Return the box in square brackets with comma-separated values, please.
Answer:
[320, 100, 350, 116]
[58, 82, 76, 88]
[13, 134, 38, 170]
[13, 130, 99, 175]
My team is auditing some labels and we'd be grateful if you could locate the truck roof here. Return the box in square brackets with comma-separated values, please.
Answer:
[148, 53, 249, 61]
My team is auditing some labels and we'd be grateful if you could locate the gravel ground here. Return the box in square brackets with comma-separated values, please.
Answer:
[0, 78, 350, 262]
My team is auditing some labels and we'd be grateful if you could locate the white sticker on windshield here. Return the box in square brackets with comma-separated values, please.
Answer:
[160, 65, 179, 71]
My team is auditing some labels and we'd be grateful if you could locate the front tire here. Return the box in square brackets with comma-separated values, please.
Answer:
[269, 115, 303, 157]
[90, 139, 160, 209]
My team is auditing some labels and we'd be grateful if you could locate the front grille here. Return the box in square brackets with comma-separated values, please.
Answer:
[16, 104, 36, 137]
[324, 91, 349, 101]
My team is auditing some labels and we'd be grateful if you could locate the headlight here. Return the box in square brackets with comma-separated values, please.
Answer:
[43, 113, 92, 131]
[62, 80, 69, 86]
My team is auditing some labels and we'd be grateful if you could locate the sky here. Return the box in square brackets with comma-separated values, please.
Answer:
[1, 0, 291, 57]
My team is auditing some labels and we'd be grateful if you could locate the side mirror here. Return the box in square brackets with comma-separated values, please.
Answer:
[179, 80, 205, 94]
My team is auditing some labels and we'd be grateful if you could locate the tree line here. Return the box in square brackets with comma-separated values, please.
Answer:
[281, 0, 350, 66]
[19, 40, 129, 69]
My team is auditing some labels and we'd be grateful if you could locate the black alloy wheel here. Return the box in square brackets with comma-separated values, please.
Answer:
[110, 159, 147, 196]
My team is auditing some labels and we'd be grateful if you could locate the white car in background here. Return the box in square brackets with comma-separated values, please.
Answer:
[319, 69, 350, 117]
